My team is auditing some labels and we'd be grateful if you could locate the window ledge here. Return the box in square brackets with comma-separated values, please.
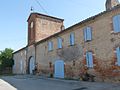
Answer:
[92, 54, 96, 56]
[85, 40, 92, 42]
[115, 62, 120, 66]
[111, 31, 120, 34]
[57, 48, 63, 50]
[88, 67, 94, 69]
[48, 50, 53, 52]
[85, 65, 94, 69]
[68, 44, 76, 47]
[115, 64, 120, 67]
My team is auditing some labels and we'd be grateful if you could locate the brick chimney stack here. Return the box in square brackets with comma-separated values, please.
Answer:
[106, 0, 120, 10]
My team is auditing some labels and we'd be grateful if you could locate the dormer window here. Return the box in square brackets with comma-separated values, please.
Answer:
[30, 22, 34, 29]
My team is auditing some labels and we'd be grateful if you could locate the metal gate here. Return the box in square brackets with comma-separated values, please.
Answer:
[54, 60, 64, 78]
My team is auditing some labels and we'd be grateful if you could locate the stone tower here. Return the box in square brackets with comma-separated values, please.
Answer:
[27, 13, 64, 45]
[106, 0, 120, 10]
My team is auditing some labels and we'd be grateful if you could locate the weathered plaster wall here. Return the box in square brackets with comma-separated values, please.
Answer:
[13, 48, 26, 74]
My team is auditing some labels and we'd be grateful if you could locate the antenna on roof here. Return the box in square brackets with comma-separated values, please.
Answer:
[30, 6, 34, 12]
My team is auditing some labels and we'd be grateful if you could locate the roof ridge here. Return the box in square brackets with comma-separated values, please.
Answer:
[27, 12, 64, 22]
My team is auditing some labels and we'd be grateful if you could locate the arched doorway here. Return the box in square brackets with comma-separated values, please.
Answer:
[28, 56, 35, 74]
[54, 60, 64, 78]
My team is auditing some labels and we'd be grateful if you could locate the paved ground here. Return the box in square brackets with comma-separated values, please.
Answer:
[0, 75, 120, 90]
[0, 78, 17, 90]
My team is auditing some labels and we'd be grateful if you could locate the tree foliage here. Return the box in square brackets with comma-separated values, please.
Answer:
[0, 48, 14, 70]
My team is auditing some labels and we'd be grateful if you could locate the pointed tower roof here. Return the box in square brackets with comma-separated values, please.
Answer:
[106, 0, 120, 10]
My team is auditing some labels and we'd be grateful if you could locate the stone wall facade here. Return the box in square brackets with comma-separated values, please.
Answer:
[27, 13, 64, 45]
[35, 7, 120, 82]
[13, 48, 26, 74]
[13, 1, 120, 82]
[35, 14, 64, 43]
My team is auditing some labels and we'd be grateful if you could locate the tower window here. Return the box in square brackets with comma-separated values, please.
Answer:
[30, 22, 34, 29]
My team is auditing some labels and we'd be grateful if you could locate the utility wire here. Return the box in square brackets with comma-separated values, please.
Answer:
[35, 0, 48, 15]
[68, 0, 90, 9]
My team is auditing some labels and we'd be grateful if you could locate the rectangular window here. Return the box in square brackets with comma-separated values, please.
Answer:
[57, 37, 62, 49]
[113, 15, 120, 33]
[84, 27, 92, 41]
[70, 33, 75, 45]
[86, 52, 93, 68]
[116, 47, 120, 66]
[48, 41, 53, 51]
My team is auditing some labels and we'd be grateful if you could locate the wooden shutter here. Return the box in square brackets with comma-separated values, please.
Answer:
[113, 15, 120, 33]
[87, 27, 92, 41]
[70, 33, 75, 45]
[84, 27, 92, 41]
[86, 52, 93, 68]
[48, 41, 53, 51]
[116, 47, 120, 66]
[58, 37, 62, 49]
[84, 28, 87, 41]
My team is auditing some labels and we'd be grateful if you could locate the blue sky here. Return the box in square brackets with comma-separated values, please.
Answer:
[0, 0, 110, 51]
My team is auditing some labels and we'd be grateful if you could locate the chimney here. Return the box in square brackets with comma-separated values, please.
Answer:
[105, 0, 120, 10]
[61, 25, 65, 31]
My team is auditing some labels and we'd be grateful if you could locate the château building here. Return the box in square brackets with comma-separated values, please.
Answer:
[13, 0, 120, 82]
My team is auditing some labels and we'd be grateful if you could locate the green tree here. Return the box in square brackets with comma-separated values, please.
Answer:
[0, 48, 14, 71]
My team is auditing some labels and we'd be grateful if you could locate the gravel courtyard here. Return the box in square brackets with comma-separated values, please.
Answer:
[0, 75, 120, 90]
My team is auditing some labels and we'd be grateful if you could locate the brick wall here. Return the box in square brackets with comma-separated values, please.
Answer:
[35, 7, 120, 82]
